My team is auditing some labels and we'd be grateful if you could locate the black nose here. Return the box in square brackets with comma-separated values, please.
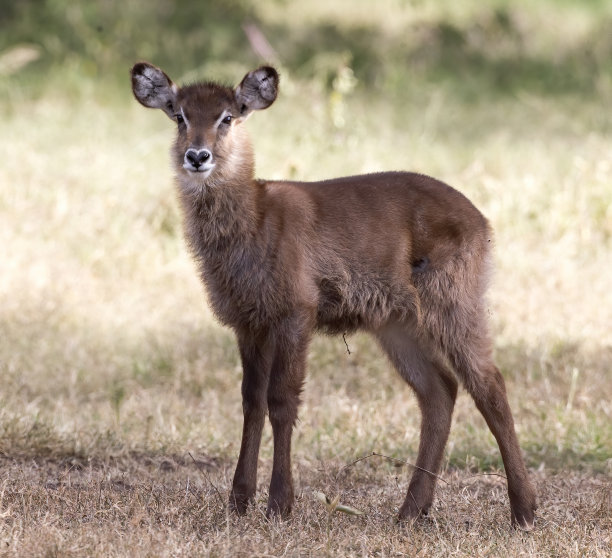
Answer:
[185, 149, 212, 169]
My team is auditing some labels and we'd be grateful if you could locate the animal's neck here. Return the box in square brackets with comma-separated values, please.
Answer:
[176, 132, 260, 258]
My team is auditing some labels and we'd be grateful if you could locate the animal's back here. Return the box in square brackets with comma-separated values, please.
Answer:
[264, 172, 492, 334]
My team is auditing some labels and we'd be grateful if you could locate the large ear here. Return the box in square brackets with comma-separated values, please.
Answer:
[235, 66, 279, 116]
[131, 62, 178, 119]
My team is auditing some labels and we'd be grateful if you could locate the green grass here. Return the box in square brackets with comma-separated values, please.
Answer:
[1, 0, 611, 555]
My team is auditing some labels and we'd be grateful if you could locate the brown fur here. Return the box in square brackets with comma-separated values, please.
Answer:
[131, 62, 537, 528]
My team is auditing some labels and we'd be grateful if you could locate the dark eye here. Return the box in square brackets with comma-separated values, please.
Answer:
[222, 114, 232, 125]
[175, 114, 184, 125]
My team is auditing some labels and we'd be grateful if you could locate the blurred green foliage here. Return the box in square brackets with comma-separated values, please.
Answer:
[1, 0, 611, 103]
[0, 0, 258, 93]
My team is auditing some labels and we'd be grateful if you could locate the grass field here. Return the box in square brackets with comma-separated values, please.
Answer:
[1, 0, 611, 556]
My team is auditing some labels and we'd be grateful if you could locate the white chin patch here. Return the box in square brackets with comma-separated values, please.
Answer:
[183, 163, 215, 179]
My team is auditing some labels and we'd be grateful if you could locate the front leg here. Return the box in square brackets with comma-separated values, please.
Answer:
[266, 313, 313, 518]
[230, 329, 275, 514]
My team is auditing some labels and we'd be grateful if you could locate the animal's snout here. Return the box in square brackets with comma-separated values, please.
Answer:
[185, 148, 212, 170]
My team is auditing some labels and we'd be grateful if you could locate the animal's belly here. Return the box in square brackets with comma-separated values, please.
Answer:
[315, 274, 420, 334]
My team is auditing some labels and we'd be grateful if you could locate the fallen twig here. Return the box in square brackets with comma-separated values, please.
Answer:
[336, 451, 449, 485]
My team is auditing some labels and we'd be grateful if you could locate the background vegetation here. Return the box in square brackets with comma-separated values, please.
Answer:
[0, 0, 610, 555]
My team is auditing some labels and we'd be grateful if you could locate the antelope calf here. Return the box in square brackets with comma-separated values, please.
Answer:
[131, 62, 536, 529]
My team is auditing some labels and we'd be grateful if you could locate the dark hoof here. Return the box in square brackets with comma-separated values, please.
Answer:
[511, 505, 536, 532]
[398, 490, 430, 523]
[510, 483, 537, 531]
[266, 497, 293, 520]
[229, 492, 252, 516]
[398, 506, 429, 524]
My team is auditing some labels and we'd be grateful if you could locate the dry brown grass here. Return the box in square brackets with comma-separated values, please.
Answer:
[0, 455, 610, 557]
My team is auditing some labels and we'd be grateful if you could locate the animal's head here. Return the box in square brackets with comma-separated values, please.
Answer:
[131, 62, 279, 182]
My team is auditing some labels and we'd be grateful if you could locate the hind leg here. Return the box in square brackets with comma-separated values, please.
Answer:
[464, 361, 536, 529]
[376, 324, 458, 520]
[447, 325, 537, 529]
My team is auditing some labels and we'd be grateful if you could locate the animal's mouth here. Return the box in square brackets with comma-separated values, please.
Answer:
[183, 162, 215, 177]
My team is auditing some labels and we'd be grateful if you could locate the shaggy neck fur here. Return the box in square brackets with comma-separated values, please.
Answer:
[176, 128, 259, 257]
